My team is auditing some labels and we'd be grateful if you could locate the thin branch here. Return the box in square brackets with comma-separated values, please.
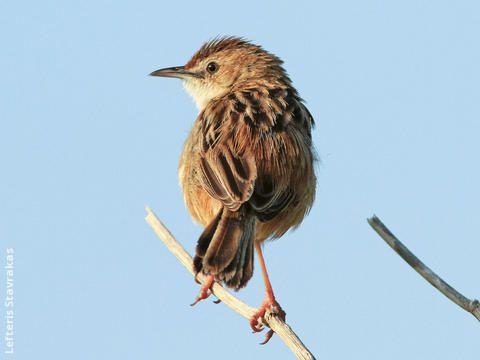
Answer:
[145, 206, 316, 360]
[368, 215, 480, 321]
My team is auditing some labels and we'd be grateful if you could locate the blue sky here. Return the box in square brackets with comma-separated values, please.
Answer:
[1, 1, 479, 359]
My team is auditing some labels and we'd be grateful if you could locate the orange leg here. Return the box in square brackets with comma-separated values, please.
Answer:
[249, 240, 286, 344]
[191, 274, 215, 306]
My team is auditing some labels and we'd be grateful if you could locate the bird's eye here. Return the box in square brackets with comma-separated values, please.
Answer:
[206, 62, 219, 73]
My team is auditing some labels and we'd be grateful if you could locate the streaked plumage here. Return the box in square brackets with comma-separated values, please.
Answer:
[151, 36, 316, 342]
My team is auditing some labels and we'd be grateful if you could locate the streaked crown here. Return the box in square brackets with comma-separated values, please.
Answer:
[151, 37, 294, 110]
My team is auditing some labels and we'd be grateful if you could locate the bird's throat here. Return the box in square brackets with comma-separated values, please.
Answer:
[182, 79, 226, 111]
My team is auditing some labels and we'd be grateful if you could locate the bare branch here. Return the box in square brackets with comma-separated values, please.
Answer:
[145, 206, 316, 360]
[368, 215, 480, 321]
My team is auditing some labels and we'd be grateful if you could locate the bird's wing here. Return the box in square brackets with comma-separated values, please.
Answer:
[200, 146, 292, 220]
[198, 94, 295, 218]
[249, 178, 293, 222]
[199, 144, 257, 212]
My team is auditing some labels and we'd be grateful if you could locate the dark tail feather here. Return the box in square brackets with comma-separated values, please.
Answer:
[193, 206, 256, 290]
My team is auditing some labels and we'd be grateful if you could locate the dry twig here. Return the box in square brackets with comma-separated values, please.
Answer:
[368, 215, 480, 321]
[145, 206, 316, 360]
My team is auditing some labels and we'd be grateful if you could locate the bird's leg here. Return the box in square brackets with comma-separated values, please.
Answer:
[191, 274, 215, 306]
[250, 241, 286, 344]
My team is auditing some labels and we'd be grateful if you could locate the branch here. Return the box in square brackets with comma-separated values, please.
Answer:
[368, 215, 480, 321]
[145, 206, 316, 360]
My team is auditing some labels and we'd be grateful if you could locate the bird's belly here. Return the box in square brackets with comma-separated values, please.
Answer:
[178, 146, 222, 227]
[186, 183, 222, 227]
[255, 187, 314, 242]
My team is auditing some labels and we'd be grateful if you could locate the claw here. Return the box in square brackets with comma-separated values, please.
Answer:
[260, 330, 274, 345]
[249, 296, 286, 343]
[190, 289, 211, 306]
[190, 275, 215, 306]
[249, 315, 265, 333]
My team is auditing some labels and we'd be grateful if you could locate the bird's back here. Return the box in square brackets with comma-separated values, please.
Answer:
[179, 86, 316, 242]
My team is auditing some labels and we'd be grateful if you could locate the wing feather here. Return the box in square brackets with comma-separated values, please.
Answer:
[200, 146, 257, 211]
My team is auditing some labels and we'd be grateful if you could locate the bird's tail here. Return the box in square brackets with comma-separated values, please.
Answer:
[193, 206, 256, 290]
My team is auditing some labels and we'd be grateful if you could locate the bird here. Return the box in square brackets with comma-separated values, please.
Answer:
[150, 36, 316, 344]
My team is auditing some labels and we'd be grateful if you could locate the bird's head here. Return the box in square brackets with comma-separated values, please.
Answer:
[150, 37, 291, 110]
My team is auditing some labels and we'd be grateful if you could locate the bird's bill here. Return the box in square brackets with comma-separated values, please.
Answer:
[149, 66, 203, 79]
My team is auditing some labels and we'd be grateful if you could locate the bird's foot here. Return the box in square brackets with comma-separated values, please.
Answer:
[190, 275, 215, 306]
[249, 296, 286, 344]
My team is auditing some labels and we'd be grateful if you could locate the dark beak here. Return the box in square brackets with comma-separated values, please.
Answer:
[149, 66, 203, 79]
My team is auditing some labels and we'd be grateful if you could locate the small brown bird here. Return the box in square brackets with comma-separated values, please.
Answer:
[150, 37, 316, 343]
